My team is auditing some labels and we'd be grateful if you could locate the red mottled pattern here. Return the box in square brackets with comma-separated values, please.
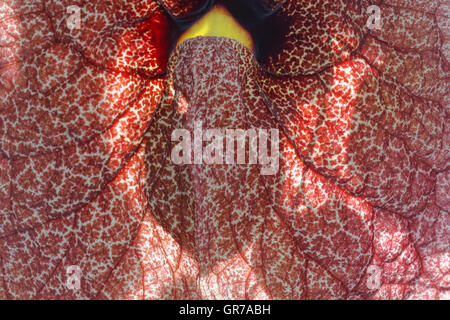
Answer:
[259, 0, 362, 75]
[0, 0, 448, 299]
[0, 0, 170, 298]
[144, 37, 373, 298]
[158, 0, 208, 17]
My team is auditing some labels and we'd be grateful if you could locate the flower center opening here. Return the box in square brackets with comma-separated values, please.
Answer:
[176, 4, 254, 51]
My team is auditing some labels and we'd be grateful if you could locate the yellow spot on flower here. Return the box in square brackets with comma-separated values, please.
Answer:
[177, 5, 254, 51]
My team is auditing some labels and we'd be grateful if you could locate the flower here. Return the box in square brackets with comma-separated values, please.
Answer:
[0, 0, 448, 300]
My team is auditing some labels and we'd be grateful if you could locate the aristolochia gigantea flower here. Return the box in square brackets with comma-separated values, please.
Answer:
[0, 0, 448, 300]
